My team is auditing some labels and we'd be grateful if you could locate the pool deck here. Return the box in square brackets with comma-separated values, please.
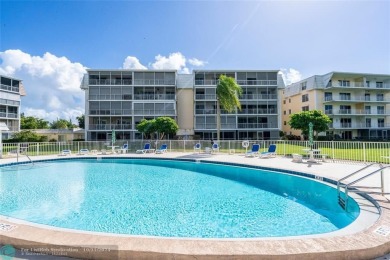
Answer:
[1, 152, 390, 259]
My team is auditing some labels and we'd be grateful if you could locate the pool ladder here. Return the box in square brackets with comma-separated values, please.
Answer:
[337, 163, 390, 211]
[16, 144, 33, 165]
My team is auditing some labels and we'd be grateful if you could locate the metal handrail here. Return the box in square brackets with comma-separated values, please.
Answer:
[338, 164, 389, 210]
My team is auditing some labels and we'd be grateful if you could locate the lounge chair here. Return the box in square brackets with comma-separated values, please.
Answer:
[194, 143, 201, 153]
[155, 144, 168, 154]
[118, 144, 128, 154]
[136, 143, 151, 154]
[260, 144, 277, 158]
[59, 149, 72, 156]
[245, 144, 260, 157]
[79, 149, 89, 155]
[211, 143, 219, 153]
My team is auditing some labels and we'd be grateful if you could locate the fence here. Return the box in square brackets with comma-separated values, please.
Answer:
[2, 140, 390, 164]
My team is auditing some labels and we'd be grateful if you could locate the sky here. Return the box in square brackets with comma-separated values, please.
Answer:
[0, 0, 389, 122]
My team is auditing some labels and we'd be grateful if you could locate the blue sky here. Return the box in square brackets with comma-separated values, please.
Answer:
[0, 0, 389, 121]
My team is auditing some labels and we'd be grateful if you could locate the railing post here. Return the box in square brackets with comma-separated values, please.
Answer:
[37, 143, 39, 156]
[381, 169, 384, 195]
[183, 139, 186, 153]
[363, 142, 366, 163]
[332, 141, 335, 161]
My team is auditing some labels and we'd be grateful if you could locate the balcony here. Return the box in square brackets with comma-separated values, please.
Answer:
[0, 112, 18, 118]
[133, 109, 176, 115]
[237, 123, 278, 129]
[89, 79, 132, 85]
[133, 94, 175, 100]
[238, 108, 277, 114]
[326, 82, 390, 89]
[133, 79, 175, 86]
[194, 79, 218, 85]
[89, 124, 132, 130]
[236, 80, 277, 86]
[89, 94, 132, 101]
[194, 123, 236, 129]
[240, 94, 277, 100]
[0, 84, 19, 93]
[330, 123, 390, 129]
[195, 94, 217, 100]
[325, 109, 389, 115]
[324, 96, 390, 102]
[89, 109, 133, 115]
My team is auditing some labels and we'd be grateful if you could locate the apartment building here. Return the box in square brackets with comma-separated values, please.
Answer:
[81, 69, 285, 141]
[80, 70, 177, 141]
[282, 72, 390, 140]
[0, 75, 26, 139]
[192, 70, 284, 140]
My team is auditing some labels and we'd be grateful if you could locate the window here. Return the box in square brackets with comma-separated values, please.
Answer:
[376, 82, 383, 88]
[302, 106, 309, 111]
[378, 118, 385, 127]
[340, 93, 351, 101]
[283, 110, 286, 115]
[340, 105, 351, 114]
[366, 81, 370, 87]
[366, 118, 371, 127]
[340, 118, 352, 128]
[324, 92, 332, 101]
[283, 100, 286, 104]
[289, 99, 291, 103]
[377, 93, 384, 101]
[288, 109, 291, 114]
[365, 106, 371, 114]
[301, 81, 307, 91]
[338, 80, 350, 87]
[284, 121, 286, 125]
[325, 105, 333, 114]
[365, 93, 370, 101]
[302, 94, 309, 102]
[377, 106, 385, 114]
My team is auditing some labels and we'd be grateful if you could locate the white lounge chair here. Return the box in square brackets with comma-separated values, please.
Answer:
[211, 143, 219, 153]
[79, 149, 89, 155]
[194, 143, 201, 153]
[136, 143, 151, 154]
[59, 150, 72, 156]
[155, 144, 168, 154]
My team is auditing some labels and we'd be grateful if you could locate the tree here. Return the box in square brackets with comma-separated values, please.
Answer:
[76, 114, 85, 128]
[216, 75, 242, 141]
[136, 119, 156, 139]
[289, 110, 331, 139]
[20, 114, 49, 129]
[5, 130, 47, 142]
[154, 117, 179, 140]
[50, 119, 75, 129]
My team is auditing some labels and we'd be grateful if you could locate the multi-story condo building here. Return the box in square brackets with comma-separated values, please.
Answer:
[81, 70, 177, 141]
[81, 69, 285, 141]
[282, 72, 390, 140]
[0, 75, 26, 139]
[192, 70, 284, 140]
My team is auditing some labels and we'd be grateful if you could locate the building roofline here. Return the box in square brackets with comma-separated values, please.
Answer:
[329, 71, 390, 77]
[193, 69, 281, 73]
[86, 69, 177, 73]
[0, 74, 22, 81]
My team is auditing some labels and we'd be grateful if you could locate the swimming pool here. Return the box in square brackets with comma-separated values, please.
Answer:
[0, 158, 359, 238]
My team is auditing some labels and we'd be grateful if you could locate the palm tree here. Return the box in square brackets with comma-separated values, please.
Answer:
[216, 75, 242, 141]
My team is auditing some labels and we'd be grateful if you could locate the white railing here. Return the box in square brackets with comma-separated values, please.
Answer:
[88, 124, 132, 130]
[89, 109, 133, 115]
[2, 140, 390, 164]
[133, 94, 175, 100]
[324, 96, 390, 102]
[0, 84, 19, 93]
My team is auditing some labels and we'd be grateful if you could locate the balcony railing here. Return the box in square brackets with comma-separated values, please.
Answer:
[237, 123, 278, 129]
[89, 94, 132, 100]
[195, 94, 217, 100]
[194, 123, 237, 129]
[89, 109, 133, 115]
[133, 94, 175, 100]
[324, 96, 390, 102]
[89, 79, 132, 85]
[330, 123, 390, 129]
[238, 108, 277, 114]
[0, 84, 19, 93]
[326, 82, 390, 89]
[240, 94, 277, 100]
[88, 124, 132, 130]
[194, 79, 278, 86]
[0, 112, 18, 118]
[133, 109, 176, 115]
[133, 79, 175, 85]
[325, 109, 389, 115]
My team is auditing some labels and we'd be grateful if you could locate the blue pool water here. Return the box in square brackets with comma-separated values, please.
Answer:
[0, 159, 359, 238]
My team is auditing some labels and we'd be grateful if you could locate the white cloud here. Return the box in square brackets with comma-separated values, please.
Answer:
[188, 58, 206, 67]
[0, 49, 86, 123]
[150, 52, 189, 73]
[279, 68, 303, 85]
[122, 56, 147, 70]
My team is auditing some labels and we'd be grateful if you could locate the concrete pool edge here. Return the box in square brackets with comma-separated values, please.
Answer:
[0, 155, 389, 259]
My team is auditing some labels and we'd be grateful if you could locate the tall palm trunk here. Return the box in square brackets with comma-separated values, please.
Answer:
[217, 99, 221, 142]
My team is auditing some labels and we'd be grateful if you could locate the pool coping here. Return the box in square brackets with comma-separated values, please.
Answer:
[1, 155, 390, 259]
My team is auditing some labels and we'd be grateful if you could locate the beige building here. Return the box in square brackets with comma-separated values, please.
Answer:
[282, 72, 390, 140]
[32, 128, 85, 142]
